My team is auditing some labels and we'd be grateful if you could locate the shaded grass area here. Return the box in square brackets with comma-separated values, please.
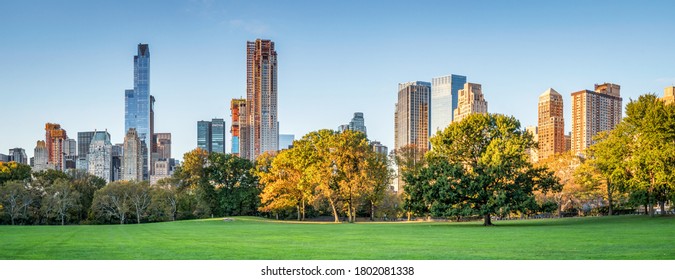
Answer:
[0, 215, 673, 260]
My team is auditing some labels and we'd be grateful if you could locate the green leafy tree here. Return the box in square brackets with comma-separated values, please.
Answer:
[423, 113, 561, 226]
[128, 181, 152, 224]
[68, 169, 106, 222]
[622, 94, 675, 216]
[394, 144, 427, 221]
[207, 153, 258, 216]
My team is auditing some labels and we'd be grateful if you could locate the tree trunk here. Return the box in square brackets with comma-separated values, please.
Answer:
[370, 201, 375, 221]
[644, 204, 648, 215]
[607, 181, 613, 216]
[558, 203, 563, 218]
[329, 198, 339, 223]
[301, 199, 306, 221]
[659, 201, 666, 216]
[483, 214, 493, 226]
[297, 205, 301, 221]
[61, 215, 65, 226]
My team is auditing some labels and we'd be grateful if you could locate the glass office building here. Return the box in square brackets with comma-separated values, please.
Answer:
[125, 44, 151, 180]
[431, 74, 466, 135]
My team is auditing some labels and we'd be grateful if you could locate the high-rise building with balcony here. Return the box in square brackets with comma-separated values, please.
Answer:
[571, 83, 622, 156]
[453, 83, 488, 123]
[125, 43, 152, 180]
[431, 74, 467, 135]
[87, 131, 113, 183]
[244, 39, 278, 160]
[538, 88, 565, 161]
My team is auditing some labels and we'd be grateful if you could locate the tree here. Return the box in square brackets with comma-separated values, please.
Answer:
[0, 180, 32, 225]
[622, 94, 675, 216]
[257, 150, 304, 219]
[423, 113, 561, 226]
[362, 150, 394, 220]
[152, 178, 178, 221]
[42, 178, 80, 225]
[207, 153, 259, 216]
[128, 181, 152, 224]
[91, 181, 131, 224]
[536, 152, 584, 217]
[0, 162, 31, 185]
[69, 170, 106, 222]
[394, 144, 427, 221]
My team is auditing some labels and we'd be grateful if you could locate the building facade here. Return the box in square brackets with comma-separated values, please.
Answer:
[33, 140, 50, 171]
[197, 120, 212, 152]
[537, 88, 565, 161]
[244, 39, 279, 160]
[230, 98, 246, 155]
[154, 133, 171, 160]
[431, 74, 467, 135]
[338, 112, 367, 136]
[525, 126, 539, 162]
[663, 86, 675, 105]
[395, 81, 431, 153]
[453, 83, 488, 123]
[125, 43, 152, 180]
[87, 131, 113, 183]
[211, 118, 226, 154]
[122, 128, 143, 181]
[77, 131, 95, 170]
[571, 83, 623, 156]
[7, 148, 27, 165]
[45, 123, 67, 171]
[370, 141, 388, 156]
[112, 144, 123, 182]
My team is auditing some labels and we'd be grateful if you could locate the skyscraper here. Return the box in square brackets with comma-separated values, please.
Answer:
[663, 86, 675, 105]
[211, 118, 226, 154]
[87, 131, 113, 183]
[197, 119, 226, 153]
[370, 141, 388, 156]
[33, 140, 50, 171]
[395, 81, 431, 153]
[431, 74, 467, 135]
[453, 83, 488, 123]
[338, 112, 367, 136]
[197, 120, 212, 152]
[538, 88, 565, 161]
[8, 148, 27, 165]
[63, 138, 77, 170]
[125, 43, 151, 180]
[230, 98, 246, 155]
[571, 83, 622, 156]
[122, 128, 143, 181]
[244, 39, 279, 160]
[112, 144, 123, 182]
[154, 133, 171, 160]
[45, 123, 67, 171]
[77, 131, 96, 170]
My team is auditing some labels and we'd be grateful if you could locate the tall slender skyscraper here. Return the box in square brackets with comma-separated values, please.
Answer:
[571, 83, 622, 156]
[125, 43, 151, 180]
[538, 88, 565, 161]
[244, 39, 278, 160]
[431, 74, 467, 135]
[453, 83, 488, 123]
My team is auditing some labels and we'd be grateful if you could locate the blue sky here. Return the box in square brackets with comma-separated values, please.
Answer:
[1, 0, 675, 160]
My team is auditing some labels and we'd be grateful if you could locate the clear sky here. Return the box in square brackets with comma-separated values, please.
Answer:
[1, 0, 675, 160]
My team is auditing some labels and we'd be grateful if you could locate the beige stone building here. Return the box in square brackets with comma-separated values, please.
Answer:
[122, 128, 144, 181]
[537, 88, 565, 160]
[571, 83, 622, 156]
[453, 83, 488, 123]
[525, 126, 539, 162]
[663, 86, 675, 105]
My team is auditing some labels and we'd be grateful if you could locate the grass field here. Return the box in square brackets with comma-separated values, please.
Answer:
[0, 215, 673, 260]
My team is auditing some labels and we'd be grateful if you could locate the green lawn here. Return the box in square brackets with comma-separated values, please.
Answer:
[0, 215, 673, 260]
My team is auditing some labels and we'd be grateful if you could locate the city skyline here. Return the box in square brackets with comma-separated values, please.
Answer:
[2, 1, 675, 160]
